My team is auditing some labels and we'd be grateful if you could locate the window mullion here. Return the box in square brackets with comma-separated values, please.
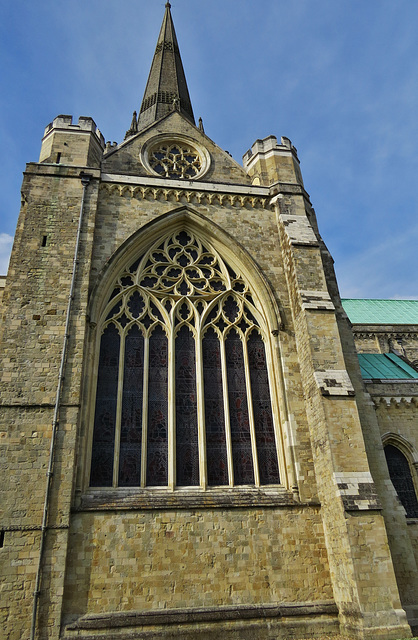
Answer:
[195, 327, 207, 489]
[220, 335, 234, 486]
[113, 328, 125, 488]
[168, 327, 176, 490]
[242, 333, 259, 486]
[140, 334, 149, 488]
[264, 337, 286, 485]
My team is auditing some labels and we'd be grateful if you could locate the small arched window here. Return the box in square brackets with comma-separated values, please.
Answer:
[90, 228, 281, 489]
[384, 444, 418, 518]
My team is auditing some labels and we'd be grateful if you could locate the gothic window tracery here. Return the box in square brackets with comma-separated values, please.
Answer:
[149, 143, 201, 179]
[90, 229, 281, 489]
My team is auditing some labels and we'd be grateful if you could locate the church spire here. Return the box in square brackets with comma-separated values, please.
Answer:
[135, 2, 195, 133]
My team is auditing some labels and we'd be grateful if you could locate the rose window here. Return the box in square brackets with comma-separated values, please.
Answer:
[148, 143, 202, 179]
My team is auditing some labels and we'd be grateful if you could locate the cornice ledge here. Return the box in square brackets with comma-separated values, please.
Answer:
[100, 172, 269, 196]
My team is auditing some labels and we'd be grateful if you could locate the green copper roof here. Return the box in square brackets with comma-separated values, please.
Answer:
[358, 353, 418, 380]
[342, 299, 418, 324]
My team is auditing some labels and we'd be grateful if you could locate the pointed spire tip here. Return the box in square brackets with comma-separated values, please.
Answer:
[136, 0, 195, 130]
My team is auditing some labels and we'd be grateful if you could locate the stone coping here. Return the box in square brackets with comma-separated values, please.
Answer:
[66, 600, 338, 630]
[75, 488, 316, 511]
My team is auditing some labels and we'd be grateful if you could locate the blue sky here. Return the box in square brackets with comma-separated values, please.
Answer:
[1, 0, 417, 298]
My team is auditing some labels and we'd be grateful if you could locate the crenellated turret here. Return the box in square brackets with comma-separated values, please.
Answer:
[243, 135, 304, 187]
[39, 114, 105, 167]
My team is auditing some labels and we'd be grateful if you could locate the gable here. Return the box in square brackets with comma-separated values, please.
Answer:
[102, 111, 251, 186]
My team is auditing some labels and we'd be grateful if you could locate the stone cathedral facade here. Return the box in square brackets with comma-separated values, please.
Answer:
[1, 4, 418, 640]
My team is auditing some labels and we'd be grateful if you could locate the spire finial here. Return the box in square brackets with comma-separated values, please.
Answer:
[165, 2, 171, 7]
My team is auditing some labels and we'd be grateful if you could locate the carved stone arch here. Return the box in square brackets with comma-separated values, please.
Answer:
[382, 432, 418, 518]
[80, 205, 292, 494]
[88, 206, 283, 334]
[382, 432, 418, 464]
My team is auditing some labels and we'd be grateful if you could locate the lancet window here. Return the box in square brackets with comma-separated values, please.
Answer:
[90, 229, 281, 489]
[384, 444, 418, 518]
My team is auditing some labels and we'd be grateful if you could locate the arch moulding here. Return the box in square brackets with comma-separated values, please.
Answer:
[87, 205, 283, 334]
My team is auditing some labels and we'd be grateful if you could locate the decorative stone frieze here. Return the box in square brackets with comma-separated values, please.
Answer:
[100, 181, 269, 209]
[372, 396, 418, 407]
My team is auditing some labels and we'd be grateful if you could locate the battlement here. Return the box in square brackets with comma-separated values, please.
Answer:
[243, 135, 303, 187]
[43, 115, 105, 147]
[243, 135, 299, 166]
[39, 114, 105, 167]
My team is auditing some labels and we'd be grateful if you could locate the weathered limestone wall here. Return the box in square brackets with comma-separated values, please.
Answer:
[321, 259, 418, 628]
[244, 136, 414, 637]
[373, 390, 418, 449]
[62, 508, 333, 624]
[102, 111, 251, 186]
[0, 156, 101, 639]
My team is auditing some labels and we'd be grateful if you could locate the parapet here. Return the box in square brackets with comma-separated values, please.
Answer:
[243, 135, 303, 187]
[43, 115, 105, 148]
[39, 114, 105, 166]
[243, 135, 299, 165]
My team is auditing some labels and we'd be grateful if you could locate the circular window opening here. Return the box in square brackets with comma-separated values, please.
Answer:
[142, 136, 210, 180]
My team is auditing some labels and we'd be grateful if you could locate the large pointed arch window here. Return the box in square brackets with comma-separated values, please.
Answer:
[90, 229, 281, 489]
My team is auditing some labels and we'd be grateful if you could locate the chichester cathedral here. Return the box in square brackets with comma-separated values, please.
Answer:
[1, 4, 418, 639]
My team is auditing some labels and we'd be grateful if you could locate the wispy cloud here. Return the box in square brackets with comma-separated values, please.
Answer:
[0, 234, 13, 275]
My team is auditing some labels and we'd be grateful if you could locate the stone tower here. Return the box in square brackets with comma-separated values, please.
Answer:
[1, 4, 417, 639]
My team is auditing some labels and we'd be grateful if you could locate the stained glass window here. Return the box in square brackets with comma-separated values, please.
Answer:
[175, 326, 199, 486]
[90, 228, 281, 489]
[384, 445, 418, 518]
[90, 324, 120, 486]
[203, 328, 228, 486]
[147, 326, 168, 486]
[119, 325, 144, 487]
[248, 331, 280, 484]
[226, 330, 254, 485]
